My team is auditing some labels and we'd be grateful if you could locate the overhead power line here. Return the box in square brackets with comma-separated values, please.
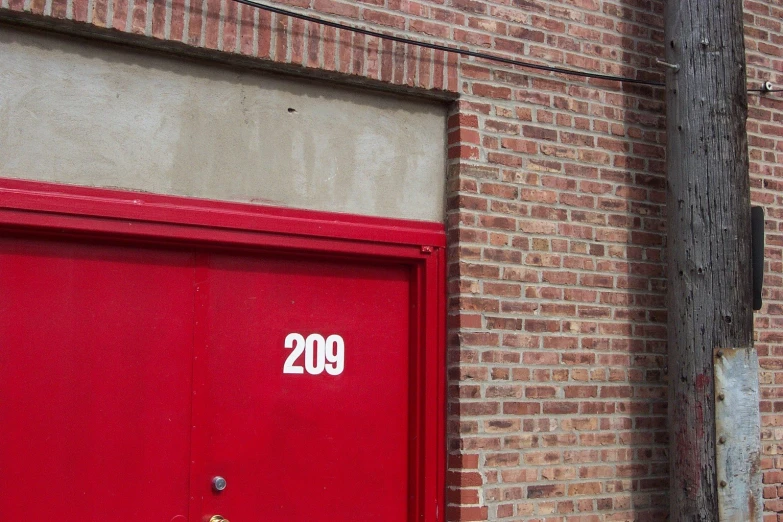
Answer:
[232, 0, 664, 87]
[232, 0, 778, 94]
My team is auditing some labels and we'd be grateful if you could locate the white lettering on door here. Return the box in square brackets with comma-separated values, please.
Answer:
[284, 333, 345, 375]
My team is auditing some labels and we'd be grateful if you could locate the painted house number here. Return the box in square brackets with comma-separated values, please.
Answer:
[283, 333, 345, 375]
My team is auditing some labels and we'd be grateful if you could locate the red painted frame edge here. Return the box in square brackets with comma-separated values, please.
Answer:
[0, 178, 446, 522]
[0, 179, 446, 248]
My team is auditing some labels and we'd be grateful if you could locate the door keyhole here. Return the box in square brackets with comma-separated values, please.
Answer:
[212, 476, 227, 492]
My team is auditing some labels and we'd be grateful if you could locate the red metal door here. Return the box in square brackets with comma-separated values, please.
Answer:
[0, 236, 195, 521]
[190, 253, 413, 521]
[0, 179, 445, 522]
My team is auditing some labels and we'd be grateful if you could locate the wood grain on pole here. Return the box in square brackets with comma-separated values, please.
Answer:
[664, 1, 753, 520]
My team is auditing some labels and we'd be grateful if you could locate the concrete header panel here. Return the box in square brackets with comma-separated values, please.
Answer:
[0, 26, 447, 222]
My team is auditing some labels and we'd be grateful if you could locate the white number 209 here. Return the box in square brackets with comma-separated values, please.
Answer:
[283, 333, 344, 376]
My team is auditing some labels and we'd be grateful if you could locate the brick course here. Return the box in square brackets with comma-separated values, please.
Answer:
[2, 0, 783, 519]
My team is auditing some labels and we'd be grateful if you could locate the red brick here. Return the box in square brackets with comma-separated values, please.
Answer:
[111, 0, 127, 29]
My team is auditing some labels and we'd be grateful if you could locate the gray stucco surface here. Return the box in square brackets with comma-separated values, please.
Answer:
[0, 26, 447, 221]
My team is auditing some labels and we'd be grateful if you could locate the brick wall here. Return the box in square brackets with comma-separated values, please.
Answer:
[746, 3, 783, 522]
[443, 4, 670, 516]
[1, 0, 782, 519]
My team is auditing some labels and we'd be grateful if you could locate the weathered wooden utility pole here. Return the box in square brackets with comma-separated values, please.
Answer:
[664, 0, 761, 521]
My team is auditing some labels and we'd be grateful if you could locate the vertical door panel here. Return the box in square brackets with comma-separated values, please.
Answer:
[194, 253, 411, 521]
[0, 237, 195, 521]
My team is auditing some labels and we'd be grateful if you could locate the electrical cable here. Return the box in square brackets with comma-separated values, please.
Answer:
[232, 0, 780, 95]
[232, 0, 664, 87]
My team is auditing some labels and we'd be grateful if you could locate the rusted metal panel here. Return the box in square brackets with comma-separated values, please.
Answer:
[714, 347, 762, 522]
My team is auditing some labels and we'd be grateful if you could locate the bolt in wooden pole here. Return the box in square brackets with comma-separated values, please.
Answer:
[664, 0, 756, 520]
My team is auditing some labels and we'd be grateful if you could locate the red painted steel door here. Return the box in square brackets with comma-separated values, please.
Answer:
[191, 253, 412, 521]
[0, 181, 444, 522]
[1, 238, 418, 521]
[0, 237, 195, 521]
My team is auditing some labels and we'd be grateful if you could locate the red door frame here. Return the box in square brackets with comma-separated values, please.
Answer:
[0, 178, 446, 522]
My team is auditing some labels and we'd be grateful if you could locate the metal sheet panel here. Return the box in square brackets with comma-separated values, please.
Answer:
[191, 254, 413, 521]
[0, 237, 196, 521]
[0, 180, 446, 521]
[714, 347, 762, 522]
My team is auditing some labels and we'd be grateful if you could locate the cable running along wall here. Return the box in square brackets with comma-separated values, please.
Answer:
[233, 0, 781, 93]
